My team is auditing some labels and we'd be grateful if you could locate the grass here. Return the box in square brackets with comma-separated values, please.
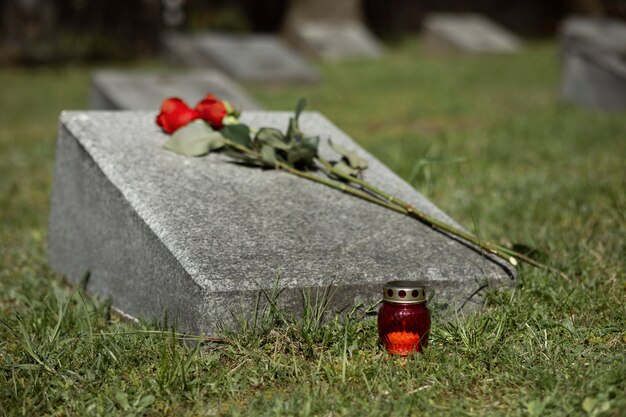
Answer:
[1, 39, 625, 416]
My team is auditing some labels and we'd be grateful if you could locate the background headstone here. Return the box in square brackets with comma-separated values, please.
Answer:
[559, 16, 626, 110]
[49, 111, 515, 335]
[162, 32, 320, 83]
[283, 0, 382, 61]
[90, 70, 262, 111]
[422, 13, 521, 54]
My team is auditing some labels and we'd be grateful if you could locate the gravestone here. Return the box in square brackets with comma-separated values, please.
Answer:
[422, 14, 521, 54]
[162, 32, 320, 83]
[49, 111, 515, 335]
[560, 17, 626, 110]
[90, 70, 262, 111]
[283, 0, 382, 61]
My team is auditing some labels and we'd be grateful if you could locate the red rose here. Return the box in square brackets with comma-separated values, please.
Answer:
[156, 98, 199, 134]
[195, 94, 228, 128]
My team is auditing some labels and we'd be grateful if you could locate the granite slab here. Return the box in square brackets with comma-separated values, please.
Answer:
[90, 70, 262, 111]
[283, 0, 382, 60]
[48, 111, 515, 335]
[286, 21, 383, 61]
[560, 16, 626, 54]
[162, 32, 320, 83]
[560, 17, 626, 110]
[422, 14, 521, 54]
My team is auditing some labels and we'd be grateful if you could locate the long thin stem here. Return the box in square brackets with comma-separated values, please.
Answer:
[223, 140, 567, 280]
[223, 140, 409, 215]
[90, 330, 225, 343]
[317, 157, 568, 280]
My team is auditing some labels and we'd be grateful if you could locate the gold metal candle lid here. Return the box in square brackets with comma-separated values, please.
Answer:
[383, 281, 426, 304]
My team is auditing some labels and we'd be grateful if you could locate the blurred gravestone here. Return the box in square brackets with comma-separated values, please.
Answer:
[162, 32, 319, 83]
[48, 111, 514, 335]
[560, 16, 626, 110]
[422, 14, 521, 54]
[90, 70, 262, 111]
[283, 0, 382, 60]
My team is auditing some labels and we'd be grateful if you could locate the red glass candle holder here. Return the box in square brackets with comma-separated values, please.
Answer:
[378, 281, 431, 356]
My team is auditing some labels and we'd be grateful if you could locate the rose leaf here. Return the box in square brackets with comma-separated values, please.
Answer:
[221, 123, 252, 148]
[163, 120, 224, 156]
[295, 97, 307, 121]
[329, 140, 368, 170]
[256, 127, 291, 150]
[330, 161, 360, 179]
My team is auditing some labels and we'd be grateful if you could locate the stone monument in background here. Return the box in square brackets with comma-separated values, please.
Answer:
[422, 14, 521, 54]
[283, 0, 382, 61]
[90, 70, 262, 111]
[162, 32, 320, 83]
[560, 16, 626, 110]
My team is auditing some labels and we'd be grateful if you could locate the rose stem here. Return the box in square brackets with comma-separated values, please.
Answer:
[223, 140, 566, 280]
[222, 140, 409, 215]
[316, 157, 568, 280]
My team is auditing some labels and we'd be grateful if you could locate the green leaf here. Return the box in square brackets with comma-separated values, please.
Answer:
[14, 364, 42, 370]
[295, 97, 307, 121]
[137, 395, 155, 409]
[526, 400, 545, 417]
[286, 117, 297, 142]
[260, 145, 277, 166]
[260, 145, 276, 164]
[303, 136, 319, 153]
[329, 140, 368, 170]
[331, 161, 360, 179]
[115, 391, 129, 410]
[255, 127, 291, 150]
[560, 317, 576, 334]
[221, 124, 252, 148]
[287, 136, 318, 165]
[582, 397, 597, 413]
[163, 120, 224, 157]
[223, 149, 264, 167]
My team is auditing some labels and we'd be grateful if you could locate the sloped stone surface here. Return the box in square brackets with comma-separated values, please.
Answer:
[48, 111, 514, 334]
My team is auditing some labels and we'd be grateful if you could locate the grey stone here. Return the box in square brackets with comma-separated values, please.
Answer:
[560, 17, 626, 110]
[560, 16, 626, 54]
[286, 21, 382, 61]
[48, 111, 515, 335]
[422, 14, 521, 54]
[283, 0, 382, 60]
[90, 70, 262, 112]
[162, 32, 320, 83]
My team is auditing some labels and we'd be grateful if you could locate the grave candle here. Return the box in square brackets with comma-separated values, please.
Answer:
[378, 281, 431, 356]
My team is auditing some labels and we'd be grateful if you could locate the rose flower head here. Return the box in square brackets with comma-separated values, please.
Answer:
[156, 97, 200, 134]
[195, 93, 238, 129]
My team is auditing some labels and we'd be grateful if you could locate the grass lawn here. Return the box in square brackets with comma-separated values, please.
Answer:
[1, 40, 625, 416]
